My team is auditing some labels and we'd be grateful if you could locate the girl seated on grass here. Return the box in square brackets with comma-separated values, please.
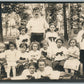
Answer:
[64, 39, 80, 76]
[28, 41, 41, 63]
[16, 27, 30, 51]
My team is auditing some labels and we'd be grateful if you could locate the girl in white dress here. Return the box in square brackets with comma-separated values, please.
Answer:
[36, 59, 60, 80]
[64, 39, 80, 75]
[28, 41, 41, 63]
[17, 43, 29, 70]
[46, 23, 60, 57]
[40, 40, 52, 66]
[5, 42, 20, 78]
[16, 27, 30, 50]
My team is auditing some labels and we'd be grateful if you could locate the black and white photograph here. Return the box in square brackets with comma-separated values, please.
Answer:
[0, 2, 84, 81]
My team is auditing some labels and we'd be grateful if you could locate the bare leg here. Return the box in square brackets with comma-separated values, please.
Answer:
[80, 63, 83, 75]
[64, 69, 68, 74]
[71, 69, 75, 76]
[6, 66, 11, 78]
[12, 66, 16, 77]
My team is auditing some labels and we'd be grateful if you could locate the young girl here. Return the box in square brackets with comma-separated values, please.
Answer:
[5, 42, 20, 78]
[46, 23, 59, 46]
[11, 63, 37, 80]
[46, 23, 60, 57]
[16, 27, 30, 50]
[52, 39, 68, 70]
[16, 43, 29, 74]
[64, 39, 80, 75]
[40, 40, 52, 66]
[28, 41, 41, 63]
[36, 59, 60, 80]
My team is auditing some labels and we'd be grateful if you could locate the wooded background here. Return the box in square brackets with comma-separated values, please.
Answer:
[0, 3, 84, 42]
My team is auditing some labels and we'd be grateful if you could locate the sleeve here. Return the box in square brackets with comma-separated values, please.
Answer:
[63, 47, 68, 55]
[0, 53, 6, 59]
[44, 19, 49, 30]
[26, 20, 32, 33]
[74, 47, 80, 59]
[76, 31, 82, 43]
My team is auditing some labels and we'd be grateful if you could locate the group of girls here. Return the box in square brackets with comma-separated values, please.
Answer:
[0, 22, 83, 80]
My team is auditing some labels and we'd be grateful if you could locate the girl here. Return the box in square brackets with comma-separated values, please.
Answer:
[46, 23, 59, 46]
[5, 42, 20, 78]
[28, 41, 41, 63]
[16, 43, 29, 74]
[16, 27, 30, 50]
[36, 59, 60, 80]
[11, 63, 37, 80]
[46, 23, 60, 57]
[52, 39, 68, 70]
[64, 39, 80, 75]
[40, 40, 52, 66]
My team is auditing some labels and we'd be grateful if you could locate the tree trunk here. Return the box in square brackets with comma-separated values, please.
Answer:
[63, 3, 68, 41]
[0, 3, 3, 42]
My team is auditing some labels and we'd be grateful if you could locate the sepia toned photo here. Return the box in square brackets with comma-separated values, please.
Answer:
[0, 2, 84, 81]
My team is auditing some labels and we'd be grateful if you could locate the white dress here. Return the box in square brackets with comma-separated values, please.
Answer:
[37, 66, 60, 80]
[16, 34, 30, 49]
[5, 49, 20, 66]
[28, 50, 41, 63]
[64, 46, 80, 71]
[54, 46, 68, 61]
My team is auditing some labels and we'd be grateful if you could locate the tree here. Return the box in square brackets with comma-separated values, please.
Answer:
[63, 3, 68, 41]
[0, 3, 3, 42]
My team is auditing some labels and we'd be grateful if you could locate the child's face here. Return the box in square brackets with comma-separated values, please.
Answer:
[21, 29, 26, 35]
[43, 43, 48, 50]
[50, 25, 55, 32]
[33, 44, 38, 51]
[20, 46, 26, 53]
[9, 44, 15, 50]
[70, 40, 76, 47]
[29, 65, 35, 74]
[33, 10, 40, 18]
[57, 40, 63, 48]
[38, 61, 45, 71]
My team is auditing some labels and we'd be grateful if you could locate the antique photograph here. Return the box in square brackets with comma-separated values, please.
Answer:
[0, 2, 84, 81]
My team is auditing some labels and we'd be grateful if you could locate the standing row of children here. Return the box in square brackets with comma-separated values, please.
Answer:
[0, 7, 84, 80]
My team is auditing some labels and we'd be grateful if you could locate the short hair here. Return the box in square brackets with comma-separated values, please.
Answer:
[68, 38, 77, 46]
[33, 7, 40, 12]
[30, 41, 40, 50]
[28, 62, 37, 69]
[19, 27, 28, 33]
[56, 38, 64, 44]
[49, 23, 56, 27]
[37, 59, 46, 65]
[9, 42, 16, 48]
[19, 43, 28, 49]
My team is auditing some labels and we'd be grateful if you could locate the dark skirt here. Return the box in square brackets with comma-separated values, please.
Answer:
[80, 50, 84, 64]
[31, 33, 44, 43]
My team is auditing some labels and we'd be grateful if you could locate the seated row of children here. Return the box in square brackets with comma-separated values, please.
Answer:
[0, 37, 81, 80]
